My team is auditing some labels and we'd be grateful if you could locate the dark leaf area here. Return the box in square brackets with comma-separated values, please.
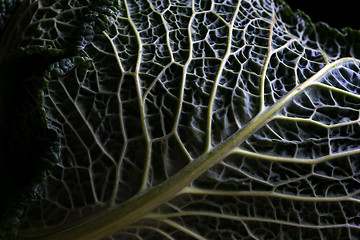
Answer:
[0, 52, 59, 237]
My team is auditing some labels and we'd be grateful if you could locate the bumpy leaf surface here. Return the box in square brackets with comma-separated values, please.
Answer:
[4, 0, 360, 239]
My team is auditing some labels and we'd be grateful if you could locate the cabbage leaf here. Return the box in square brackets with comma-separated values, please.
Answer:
[1, 0, 360, 239]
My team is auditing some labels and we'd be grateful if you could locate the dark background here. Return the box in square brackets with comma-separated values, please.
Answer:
[286, 1, 360, 30]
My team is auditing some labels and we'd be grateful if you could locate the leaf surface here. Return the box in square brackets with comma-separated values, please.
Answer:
[3, 0, 360, 239]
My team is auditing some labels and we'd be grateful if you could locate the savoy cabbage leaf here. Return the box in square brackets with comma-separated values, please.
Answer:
[1, 0, 360, 239]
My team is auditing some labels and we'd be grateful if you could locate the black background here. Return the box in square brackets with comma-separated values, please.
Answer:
[286, 1, 360, 30]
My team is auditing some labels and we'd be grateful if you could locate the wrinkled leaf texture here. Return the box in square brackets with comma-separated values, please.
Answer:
[2, 0, 360, 239]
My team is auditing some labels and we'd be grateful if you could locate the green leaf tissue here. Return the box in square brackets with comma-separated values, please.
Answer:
[1, 0, 360, 239]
